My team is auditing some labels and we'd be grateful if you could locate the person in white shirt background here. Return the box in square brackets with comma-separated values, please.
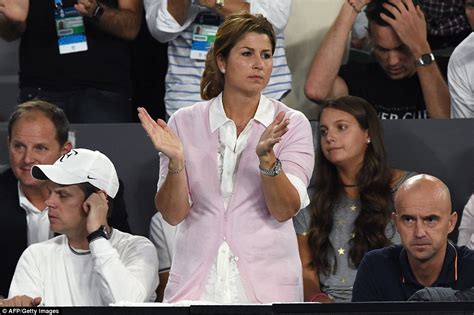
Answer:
[144, 0, 292, 118]
[457, 194, 474, 248]
[448, 0, 474, 118]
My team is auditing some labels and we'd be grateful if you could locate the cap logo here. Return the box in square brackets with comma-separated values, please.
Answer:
[60, 149, 78, 162]
[87, 175, 97, 180]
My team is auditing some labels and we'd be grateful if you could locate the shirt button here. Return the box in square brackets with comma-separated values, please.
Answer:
[234, 256, 239, 262]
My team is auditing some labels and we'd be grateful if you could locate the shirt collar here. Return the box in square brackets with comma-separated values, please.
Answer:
[17, 181, 47, 215]
[400, 241, 458, 286]
[209, 93, 275, 132]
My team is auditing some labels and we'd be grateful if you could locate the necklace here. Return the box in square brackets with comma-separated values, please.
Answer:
[342, 183, 357, 187]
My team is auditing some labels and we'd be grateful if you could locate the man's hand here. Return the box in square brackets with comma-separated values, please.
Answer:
[0, 295, 42, 307]
[84, 191, 109, 234]
[197, 0, 249, 17]
[311, 294, 335, 303]
[347, 0, 371, 13]
[0, 0, 28, 23]
[380, 0, 430, 56]
[74, 0, 99, 18]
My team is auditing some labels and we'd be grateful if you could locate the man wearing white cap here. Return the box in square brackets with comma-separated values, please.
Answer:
[8, 149, 159, 306]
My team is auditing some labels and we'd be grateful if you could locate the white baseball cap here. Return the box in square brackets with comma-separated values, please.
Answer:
[31, 148, 119, 198]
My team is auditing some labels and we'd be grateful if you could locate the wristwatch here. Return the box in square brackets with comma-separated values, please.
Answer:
[259, 158, 282, 177]
[92, 3, 105, 20]
[415, 53, 435, 67]
[87, 225, 110, 243]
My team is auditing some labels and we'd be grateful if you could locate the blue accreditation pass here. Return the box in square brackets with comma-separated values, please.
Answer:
[54, 0, 88, 54]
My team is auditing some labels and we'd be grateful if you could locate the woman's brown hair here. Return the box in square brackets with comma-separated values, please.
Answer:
[308, 96, 394, 275]
[200, 12, 275, 100]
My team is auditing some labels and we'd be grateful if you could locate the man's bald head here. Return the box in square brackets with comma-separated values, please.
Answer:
[395, 174, 452, 215]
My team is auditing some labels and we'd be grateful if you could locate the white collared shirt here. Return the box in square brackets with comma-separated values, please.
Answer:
[201, 94, 308, 303]
[18, 182, 53, 246]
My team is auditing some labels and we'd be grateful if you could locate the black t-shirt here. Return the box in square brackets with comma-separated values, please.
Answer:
[19, 0, 131, 94]
[339, 62, 428, 119]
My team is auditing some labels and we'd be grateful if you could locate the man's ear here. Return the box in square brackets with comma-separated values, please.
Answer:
[61, 141, 73, 155]
[448, 211, 458, 234]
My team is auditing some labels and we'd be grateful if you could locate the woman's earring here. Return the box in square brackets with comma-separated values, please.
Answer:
[220, 68, 226, 74]
[367, 138, 371, 144]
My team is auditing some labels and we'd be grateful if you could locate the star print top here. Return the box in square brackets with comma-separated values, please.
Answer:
[293, 171, 417, 301]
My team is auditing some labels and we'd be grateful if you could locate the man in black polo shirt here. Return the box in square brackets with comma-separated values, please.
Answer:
[352, 174, 474, 301]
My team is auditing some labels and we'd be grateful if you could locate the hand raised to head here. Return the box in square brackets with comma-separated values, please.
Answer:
[137, 107, 184, 162]
[256, 111, 289, 158]
[0, 0, 29, 23]
[83, 191, 109, 234]
[379, 0, 429, 55]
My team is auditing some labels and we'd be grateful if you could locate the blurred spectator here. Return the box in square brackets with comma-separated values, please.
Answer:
[0, 0, 142, 123]
[420, 0, 472, 50]
[149, 212, 176, 301]
[305, 0, 450, 119]
[130, 15, 167, 122]
[351, 8, 371, 51]
[448, 0, 474, 118]
[457, 194, 474, 248]
[144, 0, 292, 117]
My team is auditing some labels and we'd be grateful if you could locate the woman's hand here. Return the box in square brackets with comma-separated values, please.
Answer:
[256, 111, 289, 159]
[137, 108, 184, 164]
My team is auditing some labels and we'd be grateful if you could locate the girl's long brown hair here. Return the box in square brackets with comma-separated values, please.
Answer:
[308, 96, 394, 275]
